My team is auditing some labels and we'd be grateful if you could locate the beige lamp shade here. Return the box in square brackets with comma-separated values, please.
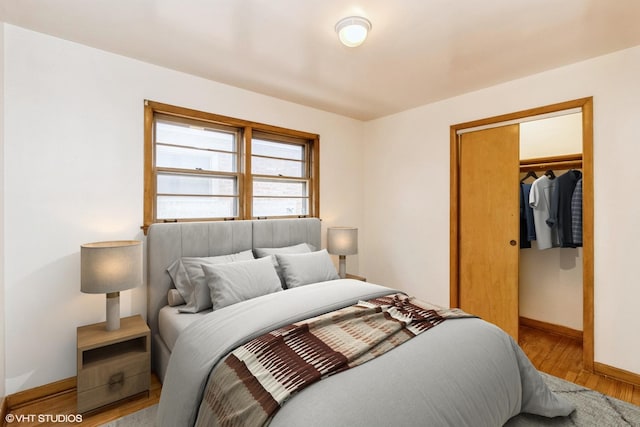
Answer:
[81, 240, 142, 294]
[327, 227, 358, 256]
[327, 227, 358, 279]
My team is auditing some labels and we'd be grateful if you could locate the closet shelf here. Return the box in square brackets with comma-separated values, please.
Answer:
[520, 153, 582, 172]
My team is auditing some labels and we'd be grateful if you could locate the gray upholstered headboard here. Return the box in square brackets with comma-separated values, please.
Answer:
[146, 217, 321, 377]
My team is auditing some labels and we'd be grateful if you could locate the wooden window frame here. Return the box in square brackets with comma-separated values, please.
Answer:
[143, 100, 320, 233]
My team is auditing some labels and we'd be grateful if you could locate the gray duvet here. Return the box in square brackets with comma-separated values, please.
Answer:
[157, 279, 574, 427]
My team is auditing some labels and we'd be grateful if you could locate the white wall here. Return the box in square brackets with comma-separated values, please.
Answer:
[363, 45, 640, 376]
[0, 22, 6, 399]
[519, 113, 583, 330]
[2, 25, 364, 394]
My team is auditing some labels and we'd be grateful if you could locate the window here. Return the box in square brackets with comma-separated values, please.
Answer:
[154, 115, 240, 220]
[251, 133, 310, 217]
[143, 101, 319, 232]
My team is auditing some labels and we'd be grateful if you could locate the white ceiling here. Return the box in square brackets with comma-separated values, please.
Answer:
[2, 0, 640, 120]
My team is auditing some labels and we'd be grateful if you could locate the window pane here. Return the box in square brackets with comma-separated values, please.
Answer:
[157, 174, 236, 196]
[253, 197, 308, 217]
[157, 196, 237, 219]
[156, 120, 235, 152]
[157, 145, 236, 172]
[253, 179, 307, 197]
[252, 156, 304, 177]
[253, 139, 303, 161]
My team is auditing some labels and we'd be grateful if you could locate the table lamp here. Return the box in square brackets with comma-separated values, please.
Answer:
[327, 227, 358, 279]
[81, 240, 142, 331]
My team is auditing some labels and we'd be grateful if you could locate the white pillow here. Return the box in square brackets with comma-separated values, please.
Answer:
[253, 242, 315, 258]
[275, 249, 340, 288]
[203, 256, 282, 310]
[253, 243, 315, 287]
[167, 250, 254, 313]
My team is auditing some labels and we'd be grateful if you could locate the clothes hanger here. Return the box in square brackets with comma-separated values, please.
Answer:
[544, 170, 556, 179]
[520, 170, 538, 183]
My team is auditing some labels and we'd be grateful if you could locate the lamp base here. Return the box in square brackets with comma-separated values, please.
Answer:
[338, 255, 346, 279]
[106, 292, 121, 331]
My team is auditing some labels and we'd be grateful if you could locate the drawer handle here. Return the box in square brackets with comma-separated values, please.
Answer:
[108, 372, 125, 390]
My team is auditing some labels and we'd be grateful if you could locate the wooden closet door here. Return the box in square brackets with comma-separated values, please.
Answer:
[458, 125, 520, 340]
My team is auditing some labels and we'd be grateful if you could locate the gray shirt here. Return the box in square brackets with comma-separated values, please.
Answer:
[529, 175, 560, 250]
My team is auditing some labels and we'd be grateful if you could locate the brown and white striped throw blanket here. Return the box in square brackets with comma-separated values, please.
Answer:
[195, 293, 472, 427]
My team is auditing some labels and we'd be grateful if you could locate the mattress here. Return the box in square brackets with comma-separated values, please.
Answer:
[158, 305, 211, 352]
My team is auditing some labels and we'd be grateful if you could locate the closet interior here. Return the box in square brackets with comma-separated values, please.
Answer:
[518, 112, 584, 340]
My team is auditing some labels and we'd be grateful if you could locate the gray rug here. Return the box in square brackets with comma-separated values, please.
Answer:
[99, 404, 157, 427]
[506, 372, 640, 426]
[101, 373, 640, 426]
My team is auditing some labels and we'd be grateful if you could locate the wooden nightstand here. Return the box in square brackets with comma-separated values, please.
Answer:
[346, 273, 366, 281]
[77, 315, 150, 413]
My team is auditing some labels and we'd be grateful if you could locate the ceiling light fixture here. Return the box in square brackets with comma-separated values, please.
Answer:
[335, 16, 372, 47]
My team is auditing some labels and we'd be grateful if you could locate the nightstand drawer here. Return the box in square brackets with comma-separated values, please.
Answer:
[78, 352, 149, 391]
[77, 371, 149, 413]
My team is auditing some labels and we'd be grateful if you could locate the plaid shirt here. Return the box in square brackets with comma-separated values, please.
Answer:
[571, 178, 583, 246]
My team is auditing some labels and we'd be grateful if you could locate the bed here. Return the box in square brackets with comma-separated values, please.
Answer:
[148, 218, 574, 426]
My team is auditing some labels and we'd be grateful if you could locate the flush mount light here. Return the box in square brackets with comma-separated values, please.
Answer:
[335, 16, 372, 47]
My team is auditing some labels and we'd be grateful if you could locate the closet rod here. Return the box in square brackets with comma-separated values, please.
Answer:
[519, 153, 582, 172]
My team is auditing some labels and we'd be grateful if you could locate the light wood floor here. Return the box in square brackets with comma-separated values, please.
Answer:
[519, 324, 640, 406]
[3, 326, 639, 426]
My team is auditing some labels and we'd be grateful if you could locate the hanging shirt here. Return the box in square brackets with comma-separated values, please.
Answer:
[522, 183, 536, 242]
[547, 170, 582, 248]
[571, 178, 583, 247]
[529, 175, 559, 250]
[520, 184, 531, 248]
